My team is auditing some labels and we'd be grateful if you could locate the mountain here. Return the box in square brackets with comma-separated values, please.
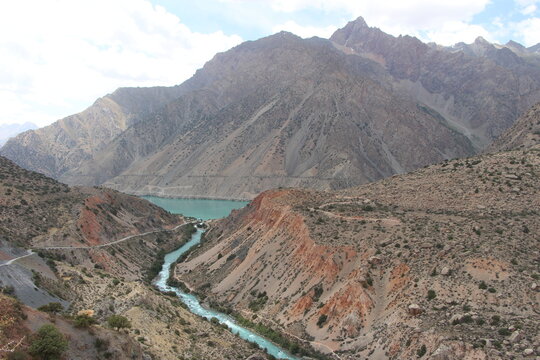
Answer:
[0, 156, 259, 359]
[330, 18, 540, 146]
[0, 87, 185, 178]
[0, 122, 37, 146]
[173, 142, 539, 359]
[3, 18, 540, 200]
[58, 32, 474, 199]
[487, 101, 540, 152]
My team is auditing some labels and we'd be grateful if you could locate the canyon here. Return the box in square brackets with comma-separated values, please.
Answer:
[171, 108, 540, 359]
[0, 156, 262, 359]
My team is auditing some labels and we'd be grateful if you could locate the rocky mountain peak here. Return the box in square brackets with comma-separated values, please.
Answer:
[474, 36, 490, 45]
[351, 15, 369, 28]
[506, 39, 526, 50]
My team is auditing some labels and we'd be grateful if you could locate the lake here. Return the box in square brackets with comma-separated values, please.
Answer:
[141, 196, 249, 220]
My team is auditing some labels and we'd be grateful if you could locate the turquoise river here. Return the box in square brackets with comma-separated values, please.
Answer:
[145, 197, 299, 360]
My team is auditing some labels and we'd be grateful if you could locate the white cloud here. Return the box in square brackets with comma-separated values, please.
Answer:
[521, 4, 537, 14]
[424, 21, 493, 46]
[514, 0, 539, 14]
[272, 21, 338, 39]
[267, 0, 490, 31]
[512, 17, 540, 46]
[0, 0, 242, 127]
[222, 0, 492, 44]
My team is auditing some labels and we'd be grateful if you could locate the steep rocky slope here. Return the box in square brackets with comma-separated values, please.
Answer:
[0, 86, 185, 178]
[0, 157, 263, 359]
[487, 101, 540, 152]
[174, 145, 539, 359]
[0, 156, 180, 249]
[61, 33, 473, 199]
[0, 122, 37, 146]
[5, 19, 540, 199]
[331, 17, 540, 146]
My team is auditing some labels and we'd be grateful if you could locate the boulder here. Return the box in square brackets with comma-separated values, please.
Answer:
[449, 314, 463, 324]
[441, 267, 450, 276]
[509, 331, 523, 344]
[77, 309, 95, 317]
[408, 304, 423, 316]
[523, 348, 534, 356]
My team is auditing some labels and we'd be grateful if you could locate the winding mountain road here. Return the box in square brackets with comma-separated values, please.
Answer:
[33, 223, 188, 251]
[0, 251, 36, 267]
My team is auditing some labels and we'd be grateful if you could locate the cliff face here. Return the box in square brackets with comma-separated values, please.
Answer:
[175, 144, 540, 359]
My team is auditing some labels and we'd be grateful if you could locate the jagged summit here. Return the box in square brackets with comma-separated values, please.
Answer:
[474, 36, 490, 44]
[350, 15, 369, 28]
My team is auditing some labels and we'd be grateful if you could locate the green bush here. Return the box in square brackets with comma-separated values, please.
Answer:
[29, 324, 68, 360]
[417, 344, 427, 357]
[427, 290, 436, 301]
[107, 315, 131, 331]
[37, 302, 63, 314]
[316, 314, 328, 328]
[74, 314, 96, 328]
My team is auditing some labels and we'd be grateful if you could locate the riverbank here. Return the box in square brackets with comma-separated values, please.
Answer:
[152, 228, 301, 360]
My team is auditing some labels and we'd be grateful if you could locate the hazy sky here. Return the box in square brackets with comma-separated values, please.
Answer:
[1, 0, 539, 128]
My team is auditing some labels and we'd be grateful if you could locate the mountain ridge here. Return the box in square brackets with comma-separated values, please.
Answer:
[3, 18, 540, 199]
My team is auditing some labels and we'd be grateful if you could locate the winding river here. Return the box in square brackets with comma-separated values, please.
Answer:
[147, 197, 298, 360]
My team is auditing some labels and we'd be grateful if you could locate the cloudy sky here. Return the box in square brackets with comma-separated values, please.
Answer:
[1, 0, 539, 128]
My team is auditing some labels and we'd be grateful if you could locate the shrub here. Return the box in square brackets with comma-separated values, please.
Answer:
[37, 302, 63, 314]
[417, 344, 427, 357]
[28, 324, 68, 360]
[74, 314, 96, 328]
[427, 290, 436, 301]
[107, 315, 131, 331]
[316, 314, 328, 328]
[94, 338, 109, 352]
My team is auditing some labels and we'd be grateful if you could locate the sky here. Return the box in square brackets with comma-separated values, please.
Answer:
[1, 0, 539, 129]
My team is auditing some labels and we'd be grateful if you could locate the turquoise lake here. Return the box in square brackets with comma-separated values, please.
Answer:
[142, 196, 249, 220]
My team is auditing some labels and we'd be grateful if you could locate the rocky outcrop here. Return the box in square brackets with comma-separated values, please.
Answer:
[175, 144, 540, 359]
